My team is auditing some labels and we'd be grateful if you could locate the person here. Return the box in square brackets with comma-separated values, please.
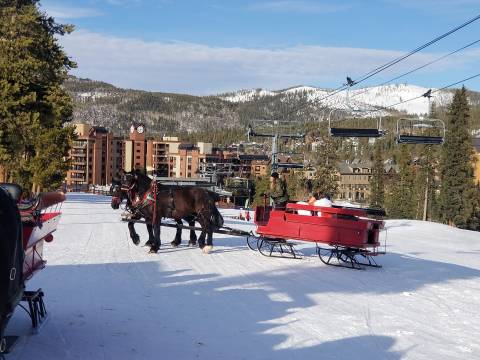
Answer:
[266, 171, 289, 209]
[308, 192, 319, 205]
[314, 193, 332, 207]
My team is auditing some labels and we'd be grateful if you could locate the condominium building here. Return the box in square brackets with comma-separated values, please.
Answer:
[66, 124, 123, 187]
[336, 159, 397, 203]
[168, 142, 213, 178]
[146, 136, 181, 177]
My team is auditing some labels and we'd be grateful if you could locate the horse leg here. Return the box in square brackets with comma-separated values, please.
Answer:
[188, 218, 197, 247]
[171, 219, 182, 247]
[203, 224, 214, 254]
[145, 223, 154, 247]
[197, 223, 206, 250]
[128, 221, 140, 245]
[197, 215, 212, 253]
[150, 221, 161, 253]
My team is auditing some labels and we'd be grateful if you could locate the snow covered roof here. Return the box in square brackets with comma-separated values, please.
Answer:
[473, 137, 480, 152]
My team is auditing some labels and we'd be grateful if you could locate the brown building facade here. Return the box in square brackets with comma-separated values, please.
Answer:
[66, 124, 123, 187]
[146, 137, 181, 177]
[336, 159, 397, 203]
[167, 142, 213, 178]
[123, 124, 147, 172]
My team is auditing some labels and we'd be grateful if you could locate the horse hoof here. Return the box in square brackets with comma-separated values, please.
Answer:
[145, 240, 153, 247]
[188, 241, 197, 247]
[149, 246, 159, 254]
[170, 241, 180, 248]
[133, 236, 140, 246]
[202, 245, 213, 254]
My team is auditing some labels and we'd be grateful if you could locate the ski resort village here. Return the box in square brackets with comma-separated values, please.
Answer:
[1, 1, 480, 360]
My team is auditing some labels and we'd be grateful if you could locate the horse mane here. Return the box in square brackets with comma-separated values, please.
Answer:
[132, 170, 152, 195]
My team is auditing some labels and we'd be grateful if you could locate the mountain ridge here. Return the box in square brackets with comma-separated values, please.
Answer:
[64, 77, 480, 136]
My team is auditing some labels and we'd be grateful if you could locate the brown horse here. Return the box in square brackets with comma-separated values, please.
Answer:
[112, 170, 223, 254]
[110, 177, 198, 248]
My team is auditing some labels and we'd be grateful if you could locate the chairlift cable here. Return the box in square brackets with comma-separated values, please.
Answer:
[282, 13, 480, 118]
[351, 14, 480, 87]
[370, 72, 480, 112]
[351, 38, 480, 99]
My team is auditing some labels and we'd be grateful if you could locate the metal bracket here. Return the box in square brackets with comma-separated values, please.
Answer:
[9, 268, 16, 281]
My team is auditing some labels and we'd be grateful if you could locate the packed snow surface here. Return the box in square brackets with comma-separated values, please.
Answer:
[7, 193, 480, 360]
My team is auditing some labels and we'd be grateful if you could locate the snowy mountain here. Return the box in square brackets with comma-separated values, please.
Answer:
[65, 77, 480, 135]
[220, 84, 456, 116]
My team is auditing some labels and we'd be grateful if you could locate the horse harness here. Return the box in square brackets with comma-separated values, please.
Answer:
[125, 182, 176, 221]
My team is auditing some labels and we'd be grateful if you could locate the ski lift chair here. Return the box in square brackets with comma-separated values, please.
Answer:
[396, 118, 445, 145]
[329, 110, 384, 138]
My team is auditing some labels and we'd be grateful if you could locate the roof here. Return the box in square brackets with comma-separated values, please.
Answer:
[178, 143, 199, 150]
[238, 154, 269, 161]
[473, 137, 480, 152]
[337, 160, 398, 174]
[91, 126, 108, 134]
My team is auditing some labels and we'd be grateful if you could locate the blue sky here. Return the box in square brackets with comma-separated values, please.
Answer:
[41, 0, 480, 94]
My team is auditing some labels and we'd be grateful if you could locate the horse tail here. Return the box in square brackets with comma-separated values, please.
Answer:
[207, 190, 221, 203]
[212, 205, 224, 229]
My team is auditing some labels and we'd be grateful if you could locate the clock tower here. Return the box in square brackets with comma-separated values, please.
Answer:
[124, 123, 147, 172]
[129, 123, 146, 141]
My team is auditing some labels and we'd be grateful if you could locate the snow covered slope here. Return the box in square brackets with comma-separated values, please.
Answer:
[220, 84, 455, 115]
[6, 194, 480, 360]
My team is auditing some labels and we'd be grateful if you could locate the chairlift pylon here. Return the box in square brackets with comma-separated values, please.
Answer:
[396, 118, 445, 145]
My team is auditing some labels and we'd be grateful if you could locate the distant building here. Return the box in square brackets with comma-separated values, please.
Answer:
[168, 142, 214, 178]
[66, 124, 123, 187]
[123, 124, 147, 172]
[336, 159, 397, 203]
[474, 137, 480, 186]
[250, 159, 269, 178]
[146, 136, 181, 177]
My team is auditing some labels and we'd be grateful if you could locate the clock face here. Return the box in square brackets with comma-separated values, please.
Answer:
[137, 125, 144, 134]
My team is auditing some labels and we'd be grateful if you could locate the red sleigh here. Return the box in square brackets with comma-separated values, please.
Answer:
[248, 203, 386, 269]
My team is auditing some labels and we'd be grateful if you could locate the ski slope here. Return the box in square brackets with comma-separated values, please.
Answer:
[6, 193, 480, 360]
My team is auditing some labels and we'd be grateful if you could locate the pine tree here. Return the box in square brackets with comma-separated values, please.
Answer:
[311, 135, 339, 197]
[385, 145, 416, 218]
[0, 0, 76, 191]
[467, 185, 480, 230]
[438, 87, 476, 228]
[369, 139, 385, 209]
[252, 175, 270, 206]
[413, 146, 438, 220]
